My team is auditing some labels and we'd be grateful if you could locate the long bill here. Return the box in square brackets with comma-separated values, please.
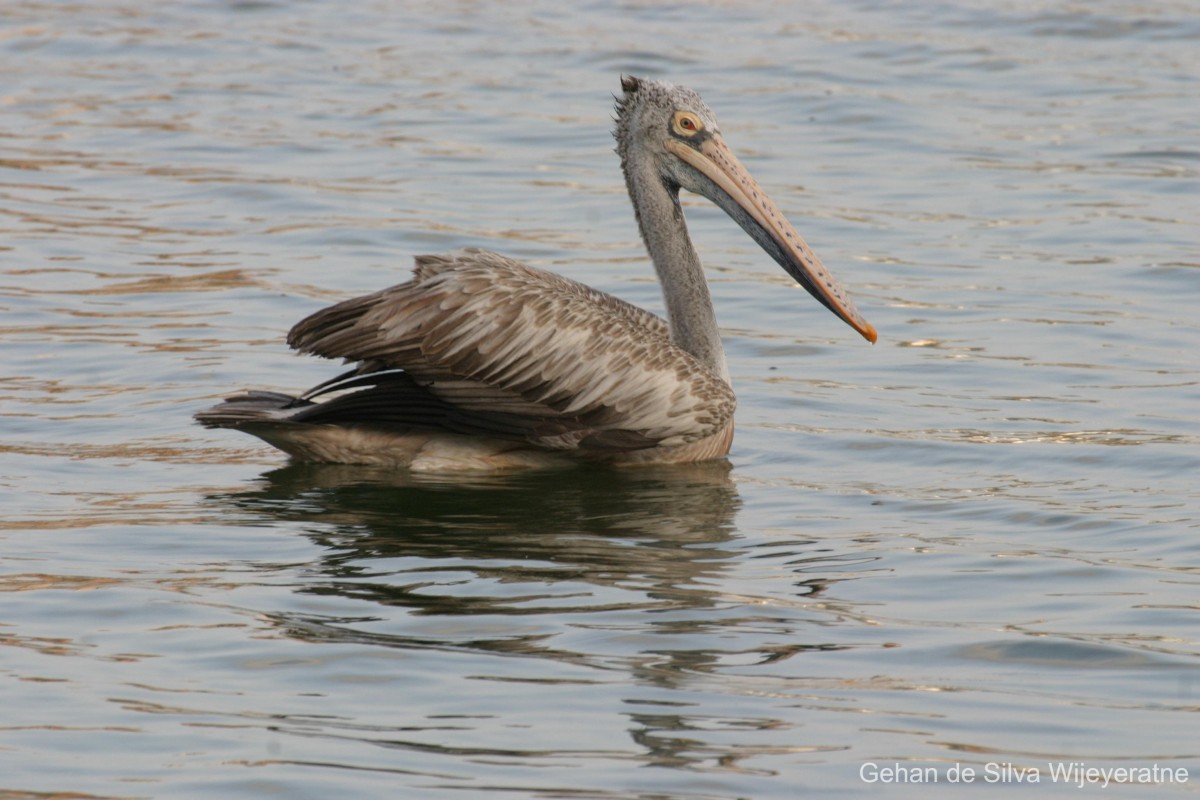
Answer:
[666, 136, 877, 344]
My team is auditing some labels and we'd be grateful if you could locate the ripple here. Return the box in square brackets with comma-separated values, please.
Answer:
[1, 0, 1197, 797]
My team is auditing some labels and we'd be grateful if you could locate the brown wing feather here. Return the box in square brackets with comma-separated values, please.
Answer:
[287, 248, 735, 450]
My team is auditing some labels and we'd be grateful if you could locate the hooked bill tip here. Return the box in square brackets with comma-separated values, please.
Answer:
[860, 321, 878, 344]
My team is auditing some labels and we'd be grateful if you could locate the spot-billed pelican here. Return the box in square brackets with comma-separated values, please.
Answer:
[196, 76, 876, 470]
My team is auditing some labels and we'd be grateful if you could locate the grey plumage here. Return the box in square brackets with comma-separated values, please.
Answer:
[196, 77, 874, 469]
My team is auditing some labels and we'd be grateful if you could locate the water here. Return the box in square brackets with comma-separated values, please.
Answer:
[2, 0, 1197, 796]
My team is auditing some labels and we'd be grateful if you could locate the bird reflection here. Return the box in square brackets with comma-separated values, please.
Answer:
[203, 464, 879, 774]
[208, 462, 742, 638]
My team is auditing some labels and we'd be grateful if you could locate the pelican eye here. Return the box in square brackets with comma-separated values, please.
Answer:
[672, 111, 704, 138]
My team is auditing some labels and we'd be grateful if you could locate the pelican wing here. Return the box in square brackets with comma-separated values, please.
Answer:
[286, 249, 735, 451]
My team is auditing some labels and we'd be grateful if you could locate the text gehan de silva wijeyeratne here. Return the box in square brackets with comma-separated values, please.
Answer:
[860, 761, 1190, 789]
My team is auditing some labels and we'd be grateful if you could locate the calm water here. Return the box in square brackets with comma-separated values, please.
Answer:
[2, 0, 1198, 797]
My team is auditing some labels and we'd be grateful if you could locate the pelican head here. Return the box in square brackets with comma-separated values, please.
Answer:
[614, 75, 876, 343]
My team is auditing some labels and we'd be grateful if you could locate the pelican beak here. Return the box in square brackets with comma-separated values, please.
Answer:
[667, 135, 877, 344]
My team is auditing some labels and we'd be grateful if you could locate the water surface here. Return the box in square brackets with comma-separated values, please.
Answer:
[2, 0, 1197, 797]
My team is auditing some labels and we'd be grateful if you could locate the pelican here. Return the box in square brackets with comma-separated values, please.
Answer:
[196, 76, 876, 470]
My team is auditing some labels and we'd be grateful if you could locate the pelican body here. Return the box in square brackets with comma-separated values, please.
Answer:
[196, 76, 876, 470]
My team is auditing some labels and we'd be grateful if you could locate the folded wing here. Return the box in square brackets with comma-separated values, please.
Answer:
[286, 248, 735, 452]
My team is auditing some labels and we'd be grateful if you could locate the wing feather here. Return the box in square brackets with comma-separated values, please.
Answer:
[287, 248, 734, 450]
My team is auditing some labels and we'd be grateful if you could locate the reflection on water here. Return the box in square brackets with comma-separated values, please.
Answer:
[224, 459, 740, 544]
[185, 462, 881, 788]
[212, 463, 745, 666]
